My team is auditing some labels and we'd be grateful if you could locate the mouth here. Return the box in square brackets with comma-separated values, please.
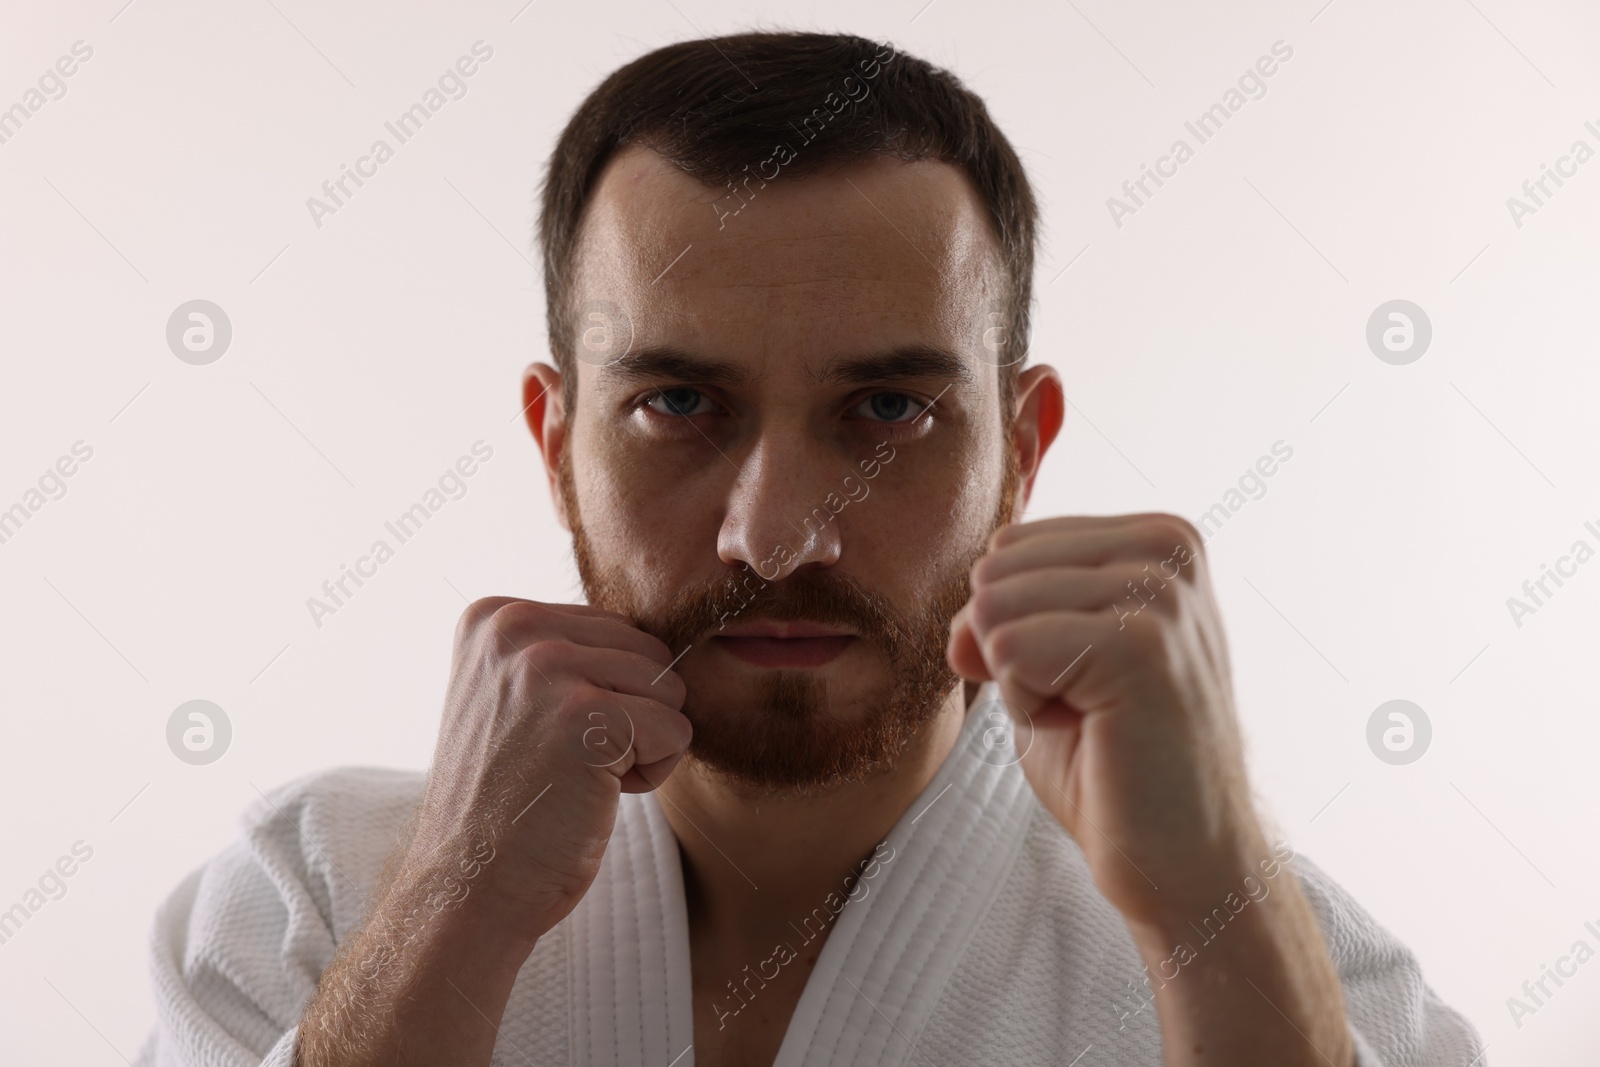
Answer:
[711, 620, 858, 668]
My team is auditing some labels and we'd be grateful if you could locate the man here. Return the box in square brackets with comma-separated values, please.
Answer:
[136, 31, 1485, 1067]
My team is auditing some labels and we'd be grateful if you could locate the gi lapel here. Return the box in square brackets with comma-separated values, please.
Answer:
[567, 681, 1032, 1067]
[570, 788, 696, 1067]
[773, 681, 1035, 1067]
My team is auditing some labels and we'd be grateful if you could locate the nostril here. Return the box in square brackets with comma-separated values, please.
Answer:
[718, 509, 843, 579]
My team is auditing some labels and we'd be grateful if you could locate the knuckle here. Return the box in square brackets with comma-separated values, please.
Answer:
[971, 551, 1001, 585]
[1162, 576, 1196, 613]
[649, 663, 687, 708]
[1150, 515, 1204, 565]
[553, 681, 608, 720]
[1119, 608, 1170, 658]
[637, 628, 675, 664]
[515, 638, 567, 680]
[1110, 560, 1152, 588]
[492, 598, 549, 631]
[457, 596, 505, 638]
[982, 619, 1024, 668]
[967, 583, 1005, 635]
[461, 597, 549, 653]
[1108, 563, 1162, 613]
[548, 696, 608, 754]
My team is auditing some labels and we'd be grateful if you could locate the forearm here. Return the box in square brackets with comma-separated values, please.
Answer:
[295, 859, 541, 1066]
[1129, 866, 1354, 1067]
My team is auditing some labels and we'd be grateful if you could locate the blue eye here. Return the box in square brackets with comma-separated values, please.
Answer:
[856, 392, 925, 423]
[646, 388, 711, 417]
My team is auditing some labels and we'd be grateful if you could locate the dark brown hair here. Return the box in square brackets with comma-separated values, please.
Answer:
[537, 30, 1037, 413]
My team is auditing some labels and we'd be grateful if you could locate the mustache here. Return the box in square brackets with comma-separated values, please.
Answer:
[638, 567, 919, 659]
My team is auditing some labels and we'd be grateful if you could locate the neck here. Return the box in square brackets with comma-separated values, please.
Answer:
[657, 680, 977, 941]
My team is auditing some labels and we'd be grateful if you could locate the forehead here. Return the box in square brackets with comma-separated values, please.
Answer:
[569, 144, 1004, 383]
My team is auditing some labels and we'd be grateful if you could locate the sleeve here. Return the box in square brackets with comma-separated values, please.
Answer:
[1291, 853, 1487, 1067]
[132, 767, 419, 1066]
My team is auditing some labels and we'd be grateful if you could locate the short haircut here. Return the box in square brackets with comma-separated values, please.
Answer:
[538, 30, 1037, 415]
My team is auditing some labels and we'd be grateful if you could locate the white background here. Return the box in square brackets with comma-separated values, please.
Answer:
[2, 0, 1597, 1062]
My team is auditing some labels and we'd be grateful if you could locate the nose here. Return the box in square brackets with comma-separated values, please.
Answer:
[717, 433, 844, 581]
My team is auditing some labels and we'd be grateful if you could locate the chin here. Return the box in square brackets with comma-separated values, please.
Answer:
[674, 667, 947, 794]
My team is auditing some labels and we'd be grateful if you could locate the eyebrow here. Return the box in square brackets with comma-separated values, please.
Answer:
[603, 343, 973, 388]
[604, 346, 749, 388]
[818, 344, 974, 387]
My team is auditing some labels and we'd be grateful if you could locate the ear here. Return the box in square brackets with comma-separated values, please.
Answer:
[1011, 364, 1064, 513]
[522, 362, 570, 531]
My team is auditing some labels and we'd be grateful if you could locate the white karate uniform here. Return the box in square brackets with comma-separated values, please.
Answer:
[134, 683, 1486, 1066]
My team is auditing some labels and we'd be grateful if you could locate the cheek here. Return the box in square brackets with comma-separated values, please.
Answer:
[573, 434, 713, 575]
[846, 444, 997, 593]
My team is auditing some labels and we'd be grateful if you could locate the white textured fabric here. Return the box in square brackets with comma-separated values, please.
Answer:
[134, 684, 1486, 1066]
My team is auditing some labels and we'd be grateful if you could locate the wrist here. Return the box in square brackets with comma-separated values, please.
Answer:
[1126, 828, 1296, 944]
[297, 861, 541, 1066]
[393, 828, 566, 947]
[378, 853, 547, 966]
[1123, 863, 1354, 1067]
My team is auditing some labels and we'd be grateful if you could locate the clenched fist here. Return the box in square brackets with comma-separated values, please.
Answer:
[409, 597, 694, 937]
[946, 513, 1258, 928]
[946, 512, 1357, 1065]
[296, 597, 692, 1066]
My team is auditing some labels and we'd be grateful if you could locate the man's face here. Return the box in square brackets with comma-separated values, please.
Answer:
[549, 146, 1020, 794]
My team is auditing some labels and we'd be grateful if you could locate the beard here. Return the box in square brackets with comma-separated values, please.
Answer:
[558, 442, 1020, 795]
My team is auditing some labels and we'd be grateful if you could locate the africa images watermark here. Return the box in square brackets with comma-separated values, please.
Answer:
[753, 437, 899, 579]
[1108, 537, 1205, 630]
[306, 440, 495, 628]
[167, 699, 233, 766]
[0, 840, 95, 949]
[316, 833, 498, 1006]
[1196, 440, 1295, 543]
[305, 41, 495, 229]
[710, 841, 897, 1029]
[0, 440, 94, 548]
[1106, 40, 1295, 229]
[708, 438, 899, 632]
[708, 38, 899, 230]
[0, 40, 94, 148]
[1112, 839, 1297, 1030]
[372, 836, 498, 963]
[1504, 516, 1600, 629]
[1504, 117, 1600, 229]
[1505, 917, 1600, 1030]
